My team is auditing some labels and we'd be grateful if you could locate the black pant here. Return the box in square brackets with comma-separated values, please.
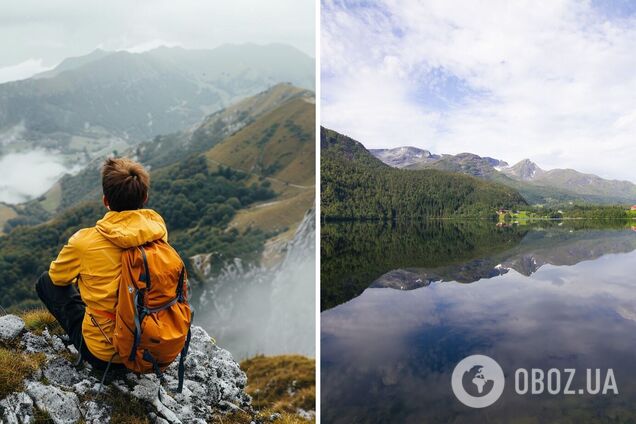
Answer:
[35, 272, 124, 371]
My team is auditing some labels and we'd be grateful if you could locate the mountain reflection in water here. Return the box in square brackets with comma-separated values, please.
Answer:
[321, 221, 636, 423]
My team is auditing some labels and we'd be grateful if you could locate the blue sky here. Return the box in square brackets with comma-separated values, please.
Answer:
[322, 0, 636, 182]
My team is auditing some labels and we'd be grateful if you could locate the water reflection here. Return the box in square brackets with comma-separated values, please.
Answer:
[321, 221, 636, 309]
[321, 222, 636, 423]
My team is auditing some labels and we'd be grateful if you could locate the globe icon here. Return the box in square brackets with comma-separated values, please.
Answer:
[451, 354, 505, 408]
[461, 365, 495, 397]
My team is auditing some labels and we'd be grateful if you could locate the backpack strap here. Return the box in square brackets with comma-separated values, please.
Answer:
[177, 310, 194, 393]
[176, 267, 186, 302]
[143, 349, 165, 383]
[130, 246, 151, 361]
[97, 353, 118, 398]
[139, 246, 152, 289]
[129, 289, 144, 361]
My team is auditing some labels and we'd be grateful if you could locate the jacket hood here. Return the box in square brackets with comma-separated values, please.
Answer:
[95, 209, 167, 248]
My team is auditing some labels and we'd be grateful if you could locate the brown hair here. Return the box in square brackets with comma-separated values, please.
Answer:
[101, 157, 150, 212]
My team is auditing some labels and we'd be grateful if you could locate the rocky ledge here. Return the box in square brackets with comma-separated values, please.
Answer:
[0, 313, 252, 423]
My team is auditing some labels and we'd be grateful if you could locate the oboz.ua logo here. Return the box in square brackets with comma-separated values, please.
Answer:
[451, 355, 619, 409]
[451, 355, 505, 408]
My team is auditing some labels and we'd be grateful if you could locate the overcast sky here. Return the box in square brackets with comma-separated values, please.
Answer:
[322, 0, 636, 182]
[0, 0, 314, 83]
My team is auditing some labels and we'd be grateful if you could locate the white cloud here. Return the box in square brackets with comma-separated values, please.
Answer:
[0, 150, 75, 204]
[0, 58, 52, 83]
[124, 39, 182, 54]
[322, 0, 636, 182]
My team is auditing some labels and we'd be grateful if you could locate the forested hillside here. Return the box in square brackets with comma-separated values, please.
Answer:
[3, 85, 315, 233]
[0, 155, 276, 310]
[377, 147, 636, 206]
[321, 127, 527, 220]
[0, 88, 315, 311]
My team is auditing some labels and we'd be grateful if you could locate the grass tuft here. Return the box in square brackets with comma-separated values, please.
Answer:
[210, 409, 312, 424]
[96, 387, 150, 424]
[240, 355, 315, 416]
[21, 309, 63, 336]
[0, 347, 45, 398]
[32, 408, 54, 423]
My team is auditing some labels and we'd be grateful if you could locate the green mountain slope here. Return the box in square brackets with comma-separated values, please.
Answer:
[395, 151, 636, 206]
[489, 172, 635, 206]
[206, 96, 315, 186]
[534, 168, 636, 200]
[1, 93, 316, 310]
[321, 127, 527, 220]
[204, 92, 315, 235]
[2, 84, 313, 227]
[136, 83, 313, 170]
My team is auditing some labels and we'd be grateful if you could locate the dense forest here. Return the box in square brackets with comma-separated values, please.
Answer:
[0, 155, 277, 311]
[559, 205, 633, 220]
[321, 127, 528, 220]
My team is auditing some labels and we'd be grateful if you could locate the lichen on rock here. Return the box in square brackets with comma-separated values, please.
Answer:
[0, 315, 25, 342]
[0, 314, 253, 424]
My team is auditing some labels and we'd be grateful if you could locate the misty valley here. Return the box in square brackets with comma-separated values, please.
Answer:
[321, 220, 636, 423]
[0, 43, 316, 422]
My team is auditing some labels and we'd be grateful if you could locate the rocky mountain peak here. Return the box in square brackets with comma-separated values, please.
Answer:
[369, 146, 440, 168]
[503, 159, 544, 181]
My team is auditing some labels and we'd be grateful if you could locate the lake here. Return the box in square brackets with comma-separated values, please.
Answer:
[321, 221, 636, 423]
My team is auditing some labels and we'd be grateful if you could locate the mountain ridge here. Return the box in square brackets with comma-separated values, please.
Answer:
[0, 44, 314, 168]
[321, 127, 526, 220]
[2, 84, 313, 225]
[370, 146, 636, 205]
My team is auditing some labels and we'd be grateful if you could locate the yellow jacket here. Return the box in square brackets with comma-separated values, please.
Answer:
[49, 209, 168, 362]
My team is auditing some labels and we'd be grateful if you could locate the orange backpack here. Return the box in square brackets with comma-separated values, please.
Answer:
[112, 239, 192, 392]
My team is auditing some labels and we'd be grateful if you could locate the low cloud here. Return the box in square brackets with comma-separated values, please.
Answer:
[0, 58, 51, 83]
[0, 150, 70, 204]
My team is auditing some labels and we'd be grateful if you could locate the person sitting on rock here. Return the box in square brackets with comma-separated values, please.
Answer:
[35, 157, 168, 371]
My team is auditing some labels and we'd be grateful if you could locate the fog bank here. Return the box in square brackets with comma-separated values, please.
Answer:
[0, 150, 74, 204]
[192, 209, 316, 360]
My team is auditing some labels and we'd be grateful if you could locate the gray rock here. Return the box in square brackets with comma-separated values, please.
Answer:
[0, 392, 34, 424]
[72, 380, 102, 397]
[0, 315, 25, 341]
[25, 381, 81, 424]
[41, 329, 66, 353]
[296, 408, 315, 421]
[43, 357, 85, 389]
[21, 332, 54, 354]
[80, 401, 110, 424]
[118, 326, 251, 421]
[3, 325, 251, 423]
